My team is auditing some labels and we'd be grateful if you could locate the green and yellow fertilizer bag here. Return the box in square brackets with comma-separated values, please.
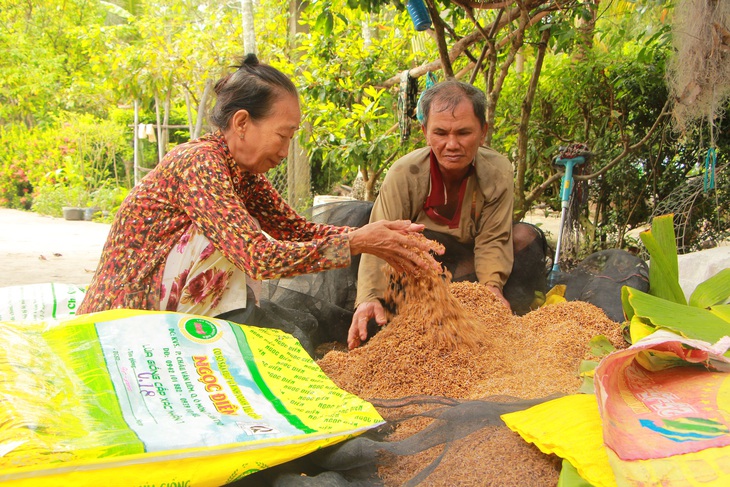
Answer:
[0, 309, 384, 486]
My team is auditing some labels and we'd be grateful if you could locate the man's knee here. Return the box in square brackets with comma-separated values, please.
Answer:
[504, 223, 549, 314]
[512, 222, 541, 253]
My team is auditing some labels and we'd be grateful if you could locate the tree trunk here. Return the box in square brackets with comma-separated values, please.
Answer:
[514, 28, 551, 220]
[133, 99, 140, 185]
[288, 133, 311, 210]
[184, 91, 194, 138]
[193, 80, 213, 140]
[425, 0, 455, 77]
[241, 0, 256, 55]
[154, 94, 163, 164]
[484, 7, 531, 146]
[286, 0, 310, 208]
[289, 0, 309, 45]
[358, 166, 374, 202]
[362, 14, 372, 50]
[574, 0, 600, 62]
[162, 90, 171, 156]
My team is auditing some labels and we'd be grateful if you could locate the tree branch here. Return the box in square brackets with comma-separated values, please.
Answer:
[574, 98, 673, 181]
[425, 0, 455, 77]
[515, 27, 551, 211]
[453, 0, 522, 9]
[378, 3, 552, 89]
[524, 99, 673, 205]
[378, 3, 528, 88]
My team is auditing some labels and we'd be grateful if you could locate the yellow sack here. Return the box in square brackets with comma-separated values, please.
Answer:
[0, 309, 384, 486]
[501, 394, 617, 487]
[504, 393, 730, 487]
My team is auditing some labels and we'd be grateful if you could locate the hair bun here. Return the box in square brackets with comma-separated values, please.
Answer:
[242, 53, 259, 66]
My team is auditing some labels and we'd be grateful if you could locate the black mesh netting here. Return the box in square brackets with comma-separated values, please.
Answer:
[228, 394, 563, 487]
[255, 201, 374, 353]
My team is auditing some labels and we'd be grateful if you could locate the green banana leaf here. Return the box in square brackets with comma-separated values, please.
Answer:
[558, 459, 595, 487]
[578, 360, 598, 394]
[621, 285, 635, 322]
[690, 268, 730, 308]
[624, 287, 730, 343]
[710, 304, 730, 322]
[639, 214, 687, 305]
[588, 335, 615, 357]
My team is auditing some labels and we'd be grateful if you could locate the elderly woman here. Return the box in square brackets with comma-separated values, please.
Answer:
[78, 54, 440, 323]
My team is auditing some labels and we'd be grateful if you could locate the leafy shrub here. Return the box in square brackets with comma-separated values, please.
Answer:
[31, 186, 89, 218]
[1, 112, 132, 215]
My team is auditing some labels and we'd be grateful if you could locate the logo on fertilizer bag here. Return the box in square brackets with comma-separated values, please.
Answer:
[179, 317, 222, 343]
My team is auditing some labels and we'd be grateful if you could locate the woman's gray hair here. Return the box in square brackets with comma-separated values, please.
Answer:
[210, 53, 298, 130]
[419, 80, 487, 128]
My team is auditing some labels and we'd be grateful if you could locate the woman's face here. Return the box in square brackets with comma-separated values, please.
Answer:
[228, 94, 301, 174]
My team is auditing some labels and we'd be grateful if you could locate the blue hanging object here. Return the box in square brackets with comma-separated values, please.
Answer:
[406, 0, 432, 32]
[704, 147, 717, 193]
[415, 72, 438, 125]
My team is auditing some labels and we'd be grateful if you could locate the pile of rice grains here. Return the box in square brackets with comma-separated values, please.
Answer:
[317, 241, 626, 486]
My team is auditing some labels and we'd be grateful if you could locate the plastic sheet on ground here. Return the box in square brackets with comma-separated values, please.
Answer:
[231, 394, 558, 486]
[677, 245, 730, 301]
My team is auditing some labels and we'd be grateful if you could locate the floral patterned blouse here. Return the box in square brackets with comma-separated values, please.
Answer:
[78, 131, 352, 314]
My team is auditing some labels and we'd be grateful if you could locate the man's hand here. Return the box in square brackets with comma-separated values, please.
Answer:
[485, 284, 511, 311]
[348, 300, 388, 350]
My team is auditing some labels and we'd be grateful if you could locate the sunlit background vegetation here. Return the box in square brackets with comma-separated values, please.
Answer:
[0, 0, 727, 261]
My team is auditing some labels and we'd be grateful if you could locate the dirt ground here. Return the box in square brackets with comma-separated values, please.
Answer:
[0, 208, 110, 288]
[0, 207, 564, 289]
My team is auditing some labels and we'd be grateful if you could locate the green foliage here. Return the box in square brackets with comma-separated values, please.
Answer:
[496, 1, 697, 260]
[98, 1, 242, 101]
[89, 186, 130, 221]
[32, 184, 129, 220]
[558, 459, 593, 487]
[622, 214, 730, 345]
[640, 213, 686, 304]
[0, 124, 60, 210]
[0, 126, 34, 210]
[32, 186, 90, 218]
[294, 2, 422, 197]
[1, 0, 723, 263]
[0, 113, 131, 213]
[0, 0, 110, 126]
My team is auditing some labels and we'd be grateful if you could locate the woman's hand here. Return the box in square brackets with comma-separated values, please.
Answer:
[348, 220, 443, 274]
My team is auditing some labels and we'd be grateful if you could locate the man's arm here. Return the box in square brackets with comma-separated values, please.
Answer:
[473, 149, 515, 296]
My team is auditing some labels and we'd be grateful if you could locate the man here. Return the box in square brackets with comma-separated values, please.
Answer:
[348, 80, 546, 349]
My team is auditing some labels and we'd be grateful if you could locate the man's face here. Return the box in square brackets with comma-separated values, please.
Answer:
[422, 98, 487, 177]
